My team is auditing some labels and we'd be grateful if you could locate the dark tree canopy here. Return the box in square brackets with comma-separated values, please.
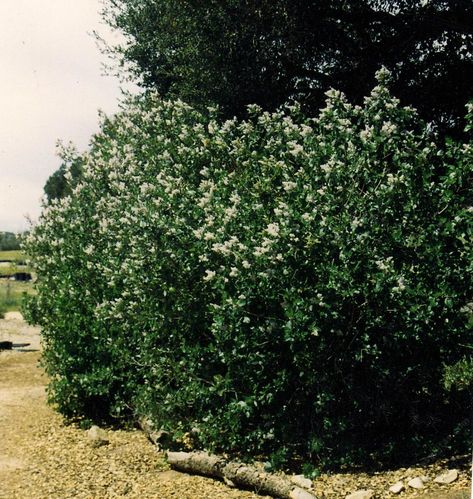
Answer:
[44, 156, 84, 203]
[103, 0, 473, 136]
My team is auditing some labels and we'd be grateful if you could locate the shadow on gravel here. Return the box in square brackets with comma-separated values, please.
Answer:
[424, 491, 470, 499]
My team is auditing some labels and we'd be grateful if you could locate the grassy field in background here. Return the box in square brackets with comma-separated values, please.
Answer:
[0, 280, 33, 313]
[0, 251, 33, 314]
[0, 250, 30, 277]
[0, 250, 23, 261]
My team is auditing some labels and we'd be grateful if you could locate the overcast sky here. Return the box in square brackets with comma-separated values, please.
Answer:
[0, 0, 137, 232]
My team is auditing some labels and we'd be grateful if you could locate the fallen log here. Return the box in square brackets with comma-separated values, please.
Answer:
[167, 451, 318, 499]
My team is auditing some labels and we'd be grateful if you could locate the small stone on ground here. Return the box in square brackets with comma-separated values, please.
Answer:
[388, 481, 404, 494]
[291, 474, 313, 489]
[407, 477, 424, 489]
[86, 425, 110, 447]
[434, 469, 459, 484]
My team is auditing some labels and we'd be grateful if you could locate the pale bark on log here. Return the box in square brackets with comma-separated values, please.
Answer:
[167, 451, 318, 499]
[166, 451, 226, 478]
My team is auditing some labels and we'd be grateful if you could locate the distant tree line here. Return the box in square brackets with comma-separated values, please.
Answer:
[0, 232, 21, 251]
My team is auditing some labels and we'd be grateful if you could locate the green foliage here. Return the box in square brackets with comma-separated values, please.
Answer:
[444, 357, 473, 391]
[25, 73, 472, 468]
[443, 299, 473, 391]
[102, 0, 473, 137]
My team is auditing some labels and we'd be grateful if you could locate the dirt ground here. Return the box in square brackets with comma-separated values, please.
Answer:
[0, 316, 264, 499]
[0, 316, 471, 499]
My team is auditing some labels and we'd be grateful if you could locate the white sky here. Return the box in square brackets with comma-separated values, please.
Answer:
[0, 0, 137, 232]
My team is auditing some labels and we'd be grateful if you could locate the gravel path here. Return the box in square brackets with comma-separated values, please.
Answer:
[0, 319, 264, 499]
[0, 317, 470, 498]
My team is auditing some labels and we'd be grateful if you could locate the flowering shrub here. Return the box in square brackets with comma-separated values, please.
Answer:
[24, 70, 472, 468]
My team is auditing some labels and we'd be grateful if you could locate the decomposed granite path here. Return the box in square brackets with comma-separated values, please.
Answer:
[0, 316, 264, 499]
[0, 315, 470, 499]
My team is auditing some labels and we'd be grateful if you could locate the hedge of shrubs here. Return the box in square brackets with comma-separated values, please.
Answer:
[24, 70, 472, 470]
